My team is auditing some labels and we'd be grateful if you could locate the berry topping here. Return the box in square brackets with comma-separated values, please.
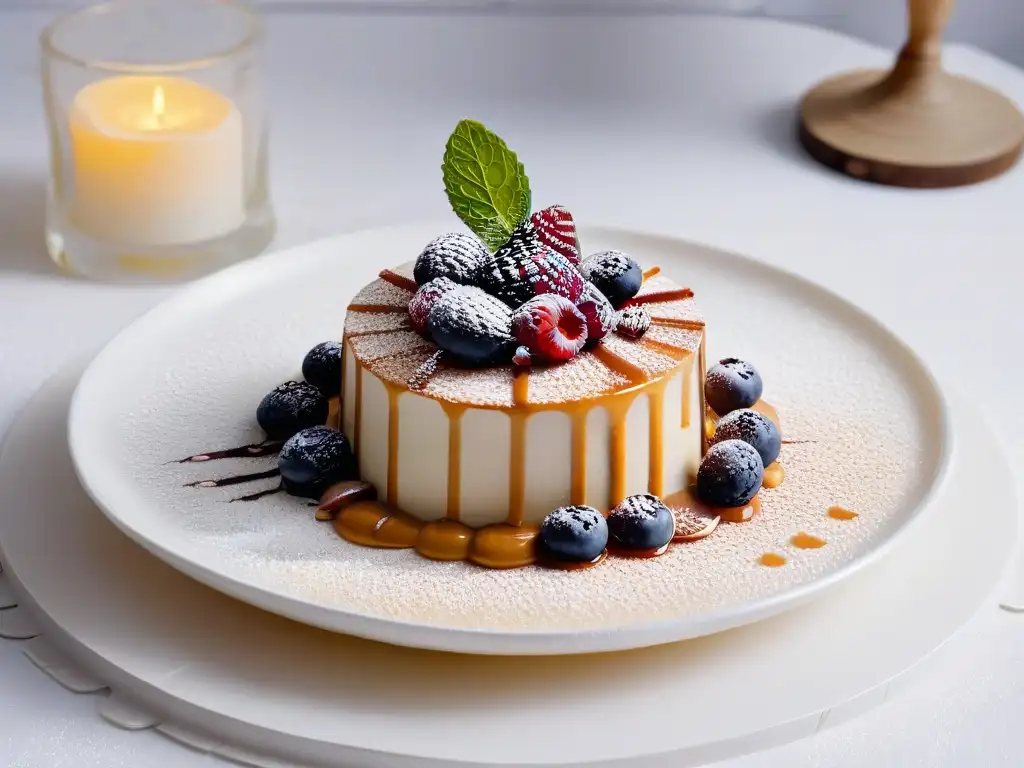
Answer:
[704, 358, 763, 416]
[278, 425, 358, 498]
[579, 250, 642, 309]
[616, 305, 651, 339]
[539, 505, 608, 563]
[407, 276, 458, 337]
[575, 282, 616, 344]
[530, 205, 581, 264]
[512, 345, 533, 367]
[478, 222, 586, 308]
[256, 381, 329, 441]
[710, 408, 781, 468]
[696, 439, 764, 507]
[512, 295, 589, 363]
[413, 232, 489, 286]
[608, 494, 675, 550]
[428, 285, 515, 366]
[301, 341, 344, 397]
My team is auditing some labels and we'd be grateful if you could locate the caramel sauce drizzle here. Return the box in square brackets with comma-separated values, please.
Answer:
[442, 404, 466, 521]
[378, 268, 418, 293]
[647, 382, 666, 498]
[631, 288, 696, 305]
[346, 304, 409, 314]
[759, 553, 787, 567]
[790, 532, 827, 549]
[827, 506, 858, 521]
[385, 384, 402, 506]
[641, 266, 661, 281]
[508, 371, 531, 526]
[570, 411, 588, 505]
[590, 342, 647, 384]
[649, 317, 706, 331]
[353, 360, 363, 459]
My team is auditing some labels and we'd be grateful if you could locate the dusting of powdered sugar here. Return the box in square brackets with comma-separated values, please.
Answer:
[610, 493, 668, 520]
[413, 233, 489, 286]
[542, 505, 604, 536]
[580, 250, 636, 283]
[110, 244, 936, 634]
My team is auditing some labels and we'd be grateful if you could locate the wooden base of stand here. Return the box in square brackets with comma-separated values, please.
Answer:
[798, 66, 1024, 188]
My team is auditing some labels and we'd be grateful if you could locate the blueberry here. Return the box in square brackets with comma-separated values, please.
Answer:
[414, 232, 490, 286]
[704, 358, 763, 416]
[607, 494, 675, 550]
[697, 439, 764, 507]
[301, 341, 343, 397]
[710, 408, 781, 467]
[278, 426, 358, 498]
[540, 505, 608, 563]
[256, 381, 329, 440]
[428, 285, 515, 366]
[579, 250, 642, 309]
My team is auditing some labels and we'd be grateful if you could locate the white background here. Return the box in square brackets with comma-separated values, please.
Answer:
[3, 4, 1024, 768]
[2, 0, 1024, 65]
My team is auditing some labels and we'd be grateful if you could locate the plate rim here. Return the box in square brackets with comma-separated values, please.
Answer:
[66, 221, 954, 655]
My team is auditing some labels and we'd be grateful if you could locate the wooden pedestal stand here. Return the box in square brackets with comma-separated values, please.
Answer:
[798, 0, 1024, 187]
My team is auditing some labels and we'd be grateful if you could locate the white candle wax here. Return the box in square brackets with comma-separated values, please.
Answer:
[68, 75, 245, 246]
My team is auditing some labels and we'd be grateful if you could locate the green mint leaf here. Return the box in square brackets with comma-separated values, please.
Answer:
[442, 119, 531, 251]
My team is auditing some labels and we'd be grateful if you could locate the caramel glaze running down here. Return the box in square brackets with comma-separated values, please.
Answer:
[332, 265, 802, 569]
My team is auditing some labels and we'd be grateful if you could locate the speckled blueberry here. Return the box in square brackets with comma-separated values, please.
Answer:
[256, 381, 329, 441]
[711, 408, 781, 467]
[278, 425, 358, 498]
[607, 494, 675, 550]
[579, 250, 642, 309]
[704, 358, 763, 416]
[539, 505, 608, 563]
[697, 439, 764, 507]
[413, 232, 490, 286]
[428, 284, 515, 366]
[301, 341, 344, 397]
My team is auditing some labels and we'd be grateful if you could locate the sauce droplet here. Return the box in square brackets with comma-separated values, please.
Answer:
[790, 532, 827, 549]
[762, 462, 785, 489]
[827, 506, 858, 521]
[758, 553, 787, 567]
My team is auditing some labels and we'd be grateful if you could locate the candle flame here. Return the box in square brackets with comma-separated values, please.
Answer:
[152, 85, 165, 120]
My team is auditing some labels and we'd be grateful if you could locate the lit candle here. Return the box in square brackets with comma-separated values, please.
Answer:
[68, 75, 244, 246]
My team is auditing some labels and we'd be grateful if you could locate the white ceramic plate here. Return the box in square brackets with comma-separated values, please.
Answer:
[67, 222, 951, 655]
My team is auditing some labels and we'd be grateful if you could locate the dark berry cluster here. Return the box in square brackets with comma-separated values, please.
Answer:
[254, 341, 359, 499]
[408, 206, 645, 367]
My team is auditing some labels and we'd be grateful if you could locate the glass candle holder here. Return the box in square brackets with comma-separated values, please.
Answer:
[41, 0, 275, 282]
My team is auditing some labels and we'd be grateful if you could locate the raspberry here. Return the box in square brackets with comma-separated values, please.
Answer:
[616, 305, 651, 339]
[408, 277, 458, 337]
[575, 282, 616, 343]
[511, 295, 589, 363]
[530, 205, 581, 265]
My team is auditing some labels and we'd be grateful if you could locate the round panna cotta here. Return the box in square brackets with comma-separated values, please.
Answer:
[341, 263, 707, 529]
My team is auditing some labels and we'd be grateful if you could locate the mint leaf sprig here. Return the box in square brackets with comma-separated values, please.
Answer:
[442, 120, 531, 251]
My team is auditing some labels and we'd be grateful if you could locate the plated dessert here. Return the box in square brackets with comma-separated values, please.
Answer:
[181, 120, 809, 571]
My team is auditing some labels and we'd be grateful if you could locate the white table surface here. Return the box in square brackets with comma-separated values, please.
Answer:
[1, 9, 1023, 767]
